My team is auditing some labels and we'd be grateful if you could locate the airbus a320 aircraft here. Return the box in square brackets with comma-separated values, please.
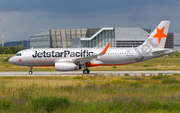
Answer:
[9, 21, 173, 74]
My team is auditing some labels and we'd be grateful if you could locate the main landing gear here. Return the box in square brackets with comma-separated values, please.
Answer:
[82, 64, 90, 74]
[83, 69, 90, 74]
[29, 66, 33, 75]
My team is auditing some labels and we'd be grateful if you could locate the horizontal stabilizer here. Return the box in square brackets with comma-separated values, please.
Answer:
[151, 49, 173, 54]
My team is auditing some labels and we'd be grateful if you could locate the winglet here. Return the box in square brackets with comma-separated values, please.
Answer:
[102, 43, 110, 54]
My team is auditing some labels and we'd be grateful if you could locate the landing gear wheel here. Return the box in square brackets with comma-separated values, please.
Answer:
[83, 69, 90, 74]
[29, 66, 33, 75]
[29, 71, 33, 75]
[87, 69, 90, 74]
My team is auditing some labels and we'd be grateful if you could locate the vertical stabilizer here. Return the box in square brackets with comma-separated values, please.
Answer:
[140, 21, 170, 49]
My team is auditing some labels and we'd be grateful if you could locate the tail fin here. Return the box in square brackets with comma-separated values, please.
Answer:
[140, 21, 170, 49]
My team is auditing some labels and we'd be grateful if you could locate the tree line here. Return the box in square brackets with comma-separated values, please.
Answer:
[0, 45, 25, 54]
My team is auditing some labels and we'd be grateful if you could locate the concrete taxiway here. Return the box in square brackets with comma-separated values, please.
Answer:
[0, 71, 179, 76]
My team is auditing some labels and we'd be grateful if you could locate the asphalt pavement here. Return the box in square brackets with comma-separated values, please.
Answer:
[0, 71, 179, 76]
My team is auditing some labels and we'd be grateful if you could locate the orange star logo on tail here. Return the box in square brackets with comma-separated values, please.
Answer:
[153, 26, 167, 44]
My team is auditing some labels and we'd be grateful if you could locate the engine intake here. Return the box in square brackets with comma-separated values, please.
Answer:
[55, 62, 80, 71]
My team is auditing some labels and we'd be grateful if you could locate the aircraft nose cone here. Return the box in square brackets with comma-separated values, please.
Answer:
[8, 57, 16, 65]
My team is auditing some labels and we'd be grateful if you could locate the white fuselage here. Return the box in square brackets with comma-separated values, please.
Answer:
[9, 47, 173, 67]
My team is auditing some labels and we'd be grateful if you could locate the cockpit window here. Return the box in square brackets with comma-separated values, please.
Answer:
[15, 53, 22, 56]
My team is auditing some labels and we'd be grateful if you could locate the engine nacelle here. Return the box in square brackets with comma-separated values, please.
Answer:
[55, 62, 81, 71]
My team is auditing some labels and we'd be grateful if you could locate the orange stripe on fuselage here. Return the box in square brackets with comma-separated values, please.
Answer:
[86, 62, 134, 67]
[34, 64, 55, 67]
[33, 63, 134, 67]
[32, 60, 54, 62]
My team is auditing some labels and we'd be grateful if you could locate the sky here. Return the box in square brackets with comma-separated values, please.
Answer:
[0, 0, 179, 42]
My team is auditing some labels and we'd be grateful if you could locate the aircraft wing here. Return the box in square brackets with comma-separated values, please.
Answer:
[55, 43, 110, 64]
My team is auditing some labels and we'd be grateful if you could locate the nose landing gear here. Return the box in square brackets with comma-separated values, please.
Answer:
[29, 66, 33, 75]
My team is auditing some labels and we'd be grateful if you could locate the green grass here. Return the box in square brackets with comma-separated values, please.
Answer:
[0, 75, 180, 112]
[151, 75, 169, 80]
[31, 96, 70, 112]
[124, 73, 130, 76]
[0, 98, 11, 110]
[162, 78, 180, 84]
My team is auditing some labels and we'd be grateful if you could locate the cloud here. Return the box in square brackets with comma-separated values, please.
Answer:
[127, 13, 147, 22]
[0, 0, 179, 14]
[0, 11, 126, 42]
[0, 0, 179, 43]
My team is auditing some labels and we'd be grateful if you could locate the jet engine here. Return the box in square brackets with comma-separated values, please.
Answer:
[55, 62, 81, 71]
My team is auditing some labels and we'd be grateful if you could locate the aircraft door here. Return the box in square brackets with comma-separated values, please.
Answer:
[27, 54, 32, 61]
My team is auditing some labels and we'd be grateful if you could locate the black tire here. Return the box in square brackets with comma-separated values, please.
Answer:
[87, 69, 90, 74]
[29, 71, 33, 75]
[83, 69, 90, 74]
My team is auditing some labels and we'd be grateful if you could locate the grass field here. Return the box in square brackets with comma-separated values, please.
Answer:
[1, 74, 180, 112]
[1, 54, 180, 71]
[1, 54, 180, 112]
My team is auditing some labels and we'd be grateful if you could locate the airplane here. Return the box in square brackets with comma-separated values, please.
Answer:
[9, 21, 174, 74]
